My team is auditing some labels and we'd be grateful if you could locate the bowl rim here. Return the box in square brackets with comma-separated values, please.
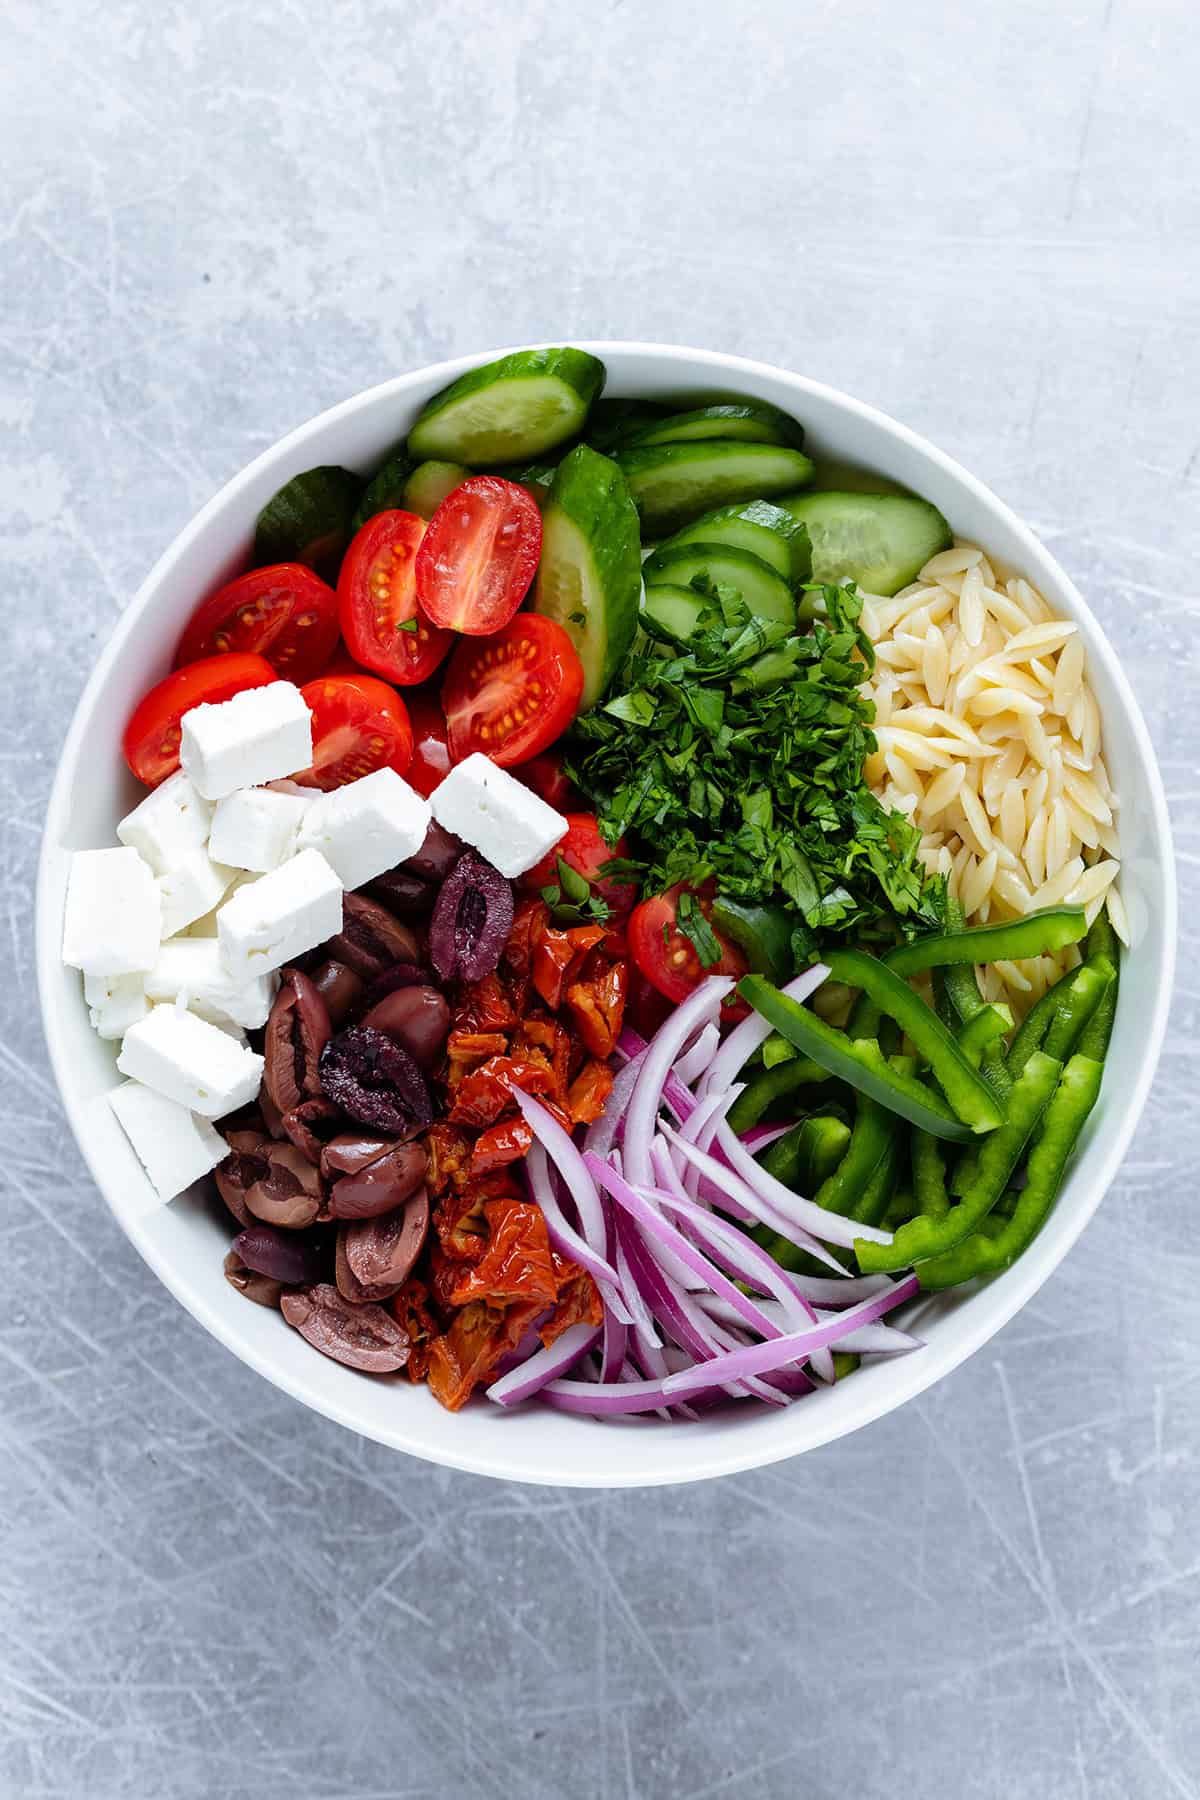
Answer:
[36, 340, 1178, 1487]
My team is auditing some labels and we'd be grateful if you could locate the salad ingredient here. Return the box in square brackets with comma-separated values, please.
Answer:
[612, 440, 815, 536]
[431, 751, 568, 880]
[494, 460, 557, 509]
[254, 465, 364, 578]
[416, 476, 542, 635]
[403, 692, 452, 796]
[337, 510, 453, 685]
[406, 347, 605, 464]
[533, 445, 643, 708]
[628, 885, 748, 1005]
[776, 492, 951, 595]
[108, 1079, 228, 1201]
[294, 672, 414, 790]
[338, 1191, 430, 1301]
[642, 541, 796, 633]
[122, 652, 278, 788]
[514, 750, 578, 812]
[403, 460, 470, 518]
[294, 767, 431, 890]
[217, 847, 343, 982]
[179, 679, 313, 801]
[585, 397, 670, 452]
[117, 769, 213, 874]
[708, 897, 795, 982]
[762, 1114, 851, 1193]
[224, 1254, 285, 1309]
[281, 1283, 410, 1372]
[325, 893, 419, 980]
[241, 1142, 324, 1229]
[661, 499, 813, 587]
[1042, 956, 1114, 1061]
[62, 847, 162, 976]
[117, 1004, 265, 1119]
[442, 614, 583, 768]
[319, 1025, 433, 1135]
[885, 905, 1088, 976]
[1077, 914, 1120, 1059]
[145, 938, 274, 1029]
[209, 783, 312, 873]
[429, 849, 515, 982]
[86, 971, 149, 1040]
[173, 565, 340, 686]
[263, 969, 331, 1115]
[361, 985, 450, 1069]
[612, 399, 806, 451]
[326, 1140, 429, 1219]
[522, 813, 637, 917]
[157, 850, 233, 937]
[233, 1224, 329, 1288]
[310, 960, 364, 1024]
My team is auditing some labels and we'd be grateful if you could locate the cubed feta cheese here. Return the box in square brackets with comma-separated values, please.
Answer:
[185, 869, 258, 938]
[295, 767, 431, 890]
[84, 971, 149, 1040]
[116, 771, 213, 875]
[117, 1004, 264, 1118]
[108, 1079, 229, 1201]
[62, 847, 162, 976]
[209, 784, 312, 872]
[179, 681, 313, 800]
[145, 937, 275, 1029]
[157, 850, 234, 937]
[430, 752, 567, 878]
[217, 847, 342, 982]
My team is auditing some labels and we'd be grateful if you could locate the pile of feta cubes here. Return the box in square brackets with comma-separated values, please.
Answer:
[62, 679, 569, 1207]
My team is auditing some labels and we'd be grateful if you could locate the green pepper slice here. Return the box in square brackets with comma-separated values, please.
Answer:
[884, 904, 1087, 977]
[725, 1054, 833, 1133]
[1076, 914, 1120, 1061]
[710, 898, 795, 984]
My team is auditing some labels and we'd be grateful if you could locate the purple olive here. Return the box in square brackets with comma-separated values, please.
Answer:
[319, 1025, 432, 1136]
[336, 1190, 430, 1303]
[361, 985, 449, 1069]
[359, 962, 431, 1011]
[232, 1223, 329, 1286]
[264, 969, 331, 1116]
[327, 1142, 429, 1220]
[405, 820, 464, 882]
[215, 1130, 271, 1228]
[367, 867, 436, 918]
[223, 1249, 284, 1310]
[244, 1142, 325, 1229]
[281, 1283, 410, 1372]
[281, 1096, 344, 1165]
[429, 850, 514, 983]
[321, 1132, 396, 1179]
[325, 894, 421, 981]
[309, 959, 365, 1026]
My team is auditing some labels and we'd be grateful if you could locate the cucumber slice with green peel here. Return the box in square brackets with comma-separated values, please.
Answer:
[407, 347, 605, 464]
[615, 399, 805, 451]
[491, 460, 558, 510]
[402, 460, 469, 519]
[256, 466, 364, 577]
[615, 441, 815, 537]
[639, 583, 712, 645]
[585, 397, 671, 452]
[642, 541, 796, 628]
[810, 459, 913, 499]
[350, 448, 414, 532]
[659, 499, 812, 588]
[533, 445, 642, 708]
[775, 491, 952, 596]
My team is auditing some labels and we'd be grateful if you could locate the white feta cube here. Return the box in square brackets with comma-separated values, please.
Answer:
[185, 869, 258, 938]
[217, 847, 342, 982]
[145, 938, 275, 1029]
[108, 1079, 229, 1201]
[84, 971, 149, 1040]
[430, 752, 567, 878]
[179, 681, 312, 801]
[209, 784, 312, 872]
[62, 847, 162, 976]
[117, 1004, 264, 1119]
[157, 850, 234, 937]
[117, 771, 213, 875]
[295, 767, 431, 891]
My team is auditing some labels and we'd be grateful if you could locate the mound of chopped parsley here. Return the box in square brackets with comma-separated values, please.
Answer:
[566, 580, 946, 964]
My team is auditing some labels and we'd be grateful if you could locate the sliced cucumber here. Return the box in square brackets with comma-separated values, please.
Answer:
[350, 447, 414, 532]
[615, 441, 815, 537]
[616, 399, 805, 451]
[407, 347, 605, 464]
[639, 583, 711, 645]
[256, 466, 364, 577]
[402, 460, 468, 518]
[533, 445, 642, 708]
[659, 499, 812, 588]
[642, 542, 796, 628]
[586, 397, 671, 452]
[810, 458, 913, 498]
[492, 459, 558, 510]
[775, 491, 952, 596]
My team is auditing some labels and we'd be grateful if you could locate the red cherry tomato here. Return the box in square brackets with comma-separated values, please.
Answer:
[626, 884, 749, 1008]
[405, 690, 453, 797]
[174, 565, 340, 685]
[337, 510, 454, 686]
[514, 750, 579, 812]
[122, 652, 278, 788]
[521, 814, 638, 916]
[442, 614, 583, 768]
[416, 476, 542, 635]
[294, 673, 413, 791]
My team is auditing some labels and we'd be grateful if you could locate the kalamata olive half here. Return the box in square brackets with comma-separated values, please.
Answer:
[233, 1223, 329, 1286]
[215, 1129, 272, 1228]
[405, 820, 464, 882]
[281, 1097, 344, 1165]
[325, 894, 421, 980]
[319, 1025, 433, 1136]
[336, 1190, 430, 1302]
[327, 1142, 428, 1219]
[223, 1249, 284, 1310]
[321, 1132, 396, 1180]
[264, 969, 331, 1116]
[367, 867, 435, 918]
[361, 985, 449, 1069]
[244, 1142, 325, 1229]
[281, 1283, 410, 1372]
[309, 959, 365, 1026]
[429, 850, 514, 982]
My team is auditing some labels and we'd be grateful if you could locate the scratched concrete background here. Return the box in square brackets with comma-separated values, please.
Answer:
[2, 1, 1197, 1795]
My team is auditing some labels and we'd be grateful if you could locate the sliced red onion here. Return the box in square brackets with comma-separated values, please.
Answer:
[739, 1122, 797, 1153]
[698, 1294, 921, 1356]
[674, 1021, 720, 1088]
[600, 1307, 628, 1382]
[622, 979, 731, 1187]
[700, 963, 829, 1097]
[524, 1141, 632, 1323]
[540, 1374, 685, 1415]
[671, 1132, 846, 1274]
[617, 1027, 695, 1123]
[584, 1043, 646, 1161]
[646, 1142, 715, 1284]
[613, 1223, 662, 1350]
[487, 1322, 602, 1406]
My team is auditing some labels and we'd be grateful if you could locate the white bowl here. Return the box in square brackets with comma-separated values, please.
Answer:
[37, 343, 1176, 1488]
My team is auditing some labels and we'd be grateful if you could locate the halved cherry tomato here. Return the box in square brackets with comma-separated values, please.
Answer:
[521, 813, 638, 916]
[442, 614, 583, 767]
[514, 750, 579, 812]
[337, 510, 454, 686]
[173, 565, 340, 684]
[416, 476, 542, 635]
[293, 673, 413, 790]
[405, 690, 452, 797]
[626, 883, 749, 1008]
[122, 652, 277, 788]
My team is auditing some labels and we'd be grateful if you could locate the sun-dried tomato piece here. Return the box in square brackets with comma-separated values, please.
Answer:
[502, 896, 549, 978]
[449, 1198, 559, 1310]
[532, 922, 607, 1010]
[445, 1029, 510, 1088]
[426, 1296, 547, 1412]
[469, 1116, 534, 1175]
[391, 1277, 439, 1382]
[423, 1121, 473, 1195]
[566, 1059, 615, 1125]
[432, 1185, 489, 1261]
[448, 1055, 556, 1129]
[540, 1252, 603, 1348]
[456, 971, 517, 1034]
[566, 957, 629, 1060]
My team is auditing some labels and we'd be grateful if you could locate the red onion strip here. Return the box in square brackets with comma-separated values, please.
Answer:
[673, 1021, 721, 1088]
[700, 963, 829, 1097]
[523, 1141, 632, 1323]
[486, 1322, 602, 1406]
[622, 978, 732, 1187]
[662, 1120, 889, 1251]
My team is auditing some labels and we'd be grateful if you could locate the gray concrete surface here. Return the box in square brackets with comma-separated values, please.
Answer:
[2, 2, 1197, 1795]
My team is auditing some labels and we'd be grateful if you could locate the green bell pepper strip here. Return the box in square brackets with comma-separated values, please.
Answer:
[882, 1186, 919, 1230]
[817, 950, 1004, 1134]
[831, 1351, 860, 1381]
[1076, 914, 1120, 1060]
[1005, 952, 1107, 1080]
[883, 904, 1088, 977]
[845, 991, 901, 1055]
[710, 898, 795, 984]
[917, 899, 987, 1024]
[760, 1113, 852, 1193]
[947, 1007, 1015, 1196]
[978, 1039, 1013, 1106]
[912, 1129, 950, 1219]
[812, 1092, 894, 1215]
[761, 1032, 798, 1070]
[917, 1054, 1104, 1289]
[726, 1054, 833, 1133]
[855, 1050, 1062, 1273]
[738, 976, 976, 1142]
[856, 1134, 902, 1229]
[1043, 955, 1113, 1061]
[956, 1003, 1013, 1065]
[931, 967, 956, 1028]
